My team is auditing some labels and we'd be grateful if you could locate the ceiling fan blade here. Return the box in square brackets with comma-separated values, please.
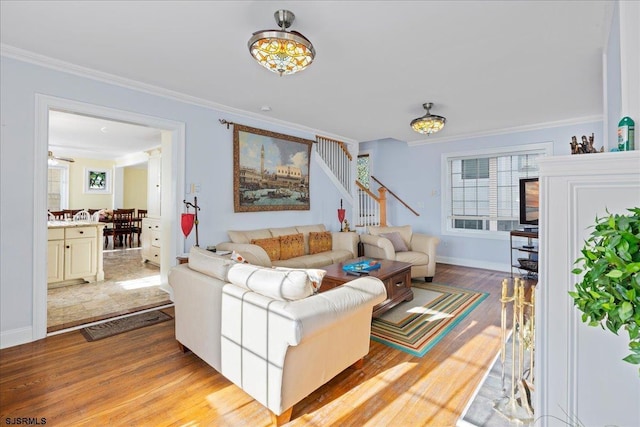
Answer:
[48, 151, 75, 163]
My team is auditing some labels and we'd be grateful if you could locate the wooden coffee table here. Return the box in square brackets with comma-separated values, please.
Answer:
[321, 257, 413, 318]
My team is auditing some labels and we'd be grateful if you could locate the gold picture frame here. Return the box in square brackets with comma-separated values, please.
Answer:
[233, 124, 313, 212]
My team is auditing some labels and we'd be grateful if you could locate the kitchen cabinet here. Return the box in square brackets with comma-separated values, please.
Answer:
[141, 217, 161, 265]
[47, 222, 105, 286]
[147, 149, 161, 217]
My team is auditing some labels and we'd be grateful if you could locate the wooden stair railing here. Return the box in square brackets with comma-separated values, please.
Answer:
[371, 176, 420, 217]
[356, 176, 420, 229]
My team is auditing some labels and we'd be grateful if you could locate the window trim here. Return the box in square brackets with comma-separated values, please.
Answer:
[440, 142, 553, 240]
[47, 163, 70, 210]
[357, 151, 372, 189]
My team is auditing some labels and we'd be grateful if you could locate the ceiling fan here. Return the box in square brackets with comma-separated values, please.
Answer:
[48, 150, 75, 163]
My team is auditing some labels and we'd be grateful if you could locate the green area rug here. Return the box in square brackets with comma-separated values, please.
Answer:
[81, 310, 172, 341]
[371, 282, 488, 357]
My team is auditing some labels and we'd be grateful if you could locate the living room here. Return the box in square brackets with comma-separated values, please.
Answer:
[1, 1, 639, 426]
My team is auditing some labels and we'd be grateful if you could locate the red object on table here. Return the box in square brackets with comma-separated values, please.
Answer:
[181, 213, 195, 237]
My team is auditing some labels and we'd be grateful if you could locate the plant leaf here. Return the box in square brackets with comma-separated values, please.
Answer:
[606, 270, 623, 279]
[623, 353, 640, 365]
[619, 302, 633, 322]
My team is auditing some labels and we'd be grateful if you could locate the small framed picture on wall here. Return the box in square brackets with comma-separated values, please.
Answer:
[84, 168, 112, 194]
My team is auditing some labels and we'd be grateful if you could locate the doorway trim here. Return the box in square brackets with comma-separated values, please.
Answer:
[34, 95, 185, 340]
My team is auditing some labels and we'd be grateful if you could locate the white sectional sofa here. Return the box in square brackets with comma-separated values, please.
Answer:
[168, 246, 386, 425]
[216, 224, 358, 268]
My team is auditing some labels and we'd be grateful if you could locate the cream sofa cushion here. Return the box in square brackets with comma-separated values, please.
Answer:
[227, 263, 316, 301]
[269, 226, 299, 237]
[369, 225, 413, 248]
[188, 246, 235, 281]
[273, 266, 327, 293]
[228, 228, 271, 244]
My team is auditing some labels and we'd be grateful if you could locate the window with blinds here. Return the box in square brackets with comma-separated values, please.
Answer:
[443, 143, 550, 236]
[48, 166, 69, 211]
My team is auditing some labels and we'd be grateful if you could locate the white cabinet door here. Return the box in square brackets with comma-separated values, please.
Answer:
[47, 239, 64, 283]
[147, 151, 162, 217]
[64, 237, 97, 280]
[141, 217, 161, 265]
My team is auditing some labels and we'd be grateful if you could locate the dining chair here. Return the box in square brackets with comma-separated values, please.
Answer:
[105, 209, 135, 248]
[63, 209, 82, 217]
[73, 210, 91, 221]
[90, 209, 104, 222]
[134, 209, 147, 245]
[48, 210, 70, 220]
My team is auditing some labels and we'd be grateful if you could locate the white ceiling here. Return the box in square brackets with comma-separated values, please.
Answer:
[48, 110, 162, 161]
[1, 1, 611, 150]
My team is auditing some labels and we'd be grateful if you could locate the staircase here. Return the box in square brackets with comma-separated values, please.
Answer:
[315, 136, 419, 230]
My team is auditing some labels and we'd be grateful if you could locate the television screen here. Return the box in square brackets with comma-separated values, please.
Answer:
[519, 178, 539, 226]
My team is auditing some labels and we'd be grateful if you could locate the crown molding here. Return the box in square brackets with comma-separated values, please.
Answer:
[407, 115, 603, 147]
[0, 44, 357, 145]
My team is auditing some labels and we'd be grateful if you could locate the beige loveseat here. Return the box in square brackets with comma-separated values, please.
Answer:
[216, 224, 358, 268]
[360, 225, 440, 281]
[168, 246, 386, 425]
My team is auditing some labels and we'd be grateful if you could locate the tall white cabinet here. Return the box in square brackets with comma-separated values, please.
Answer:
[536, 151, 640, 426]
[142, 148, 162, 265]
[146, 148, 162, 217]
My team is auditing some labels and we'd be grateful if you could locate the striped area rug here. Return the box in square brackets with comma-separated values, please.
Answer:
[371, 282, 488, 357]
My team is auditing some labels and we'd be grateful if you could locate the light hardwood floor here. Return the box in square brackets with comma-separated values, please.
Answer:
[1, 264, 532, 426]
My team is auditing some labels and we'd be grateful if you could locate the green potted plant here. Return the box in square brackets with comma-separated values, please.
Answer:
[569, 207, 640, 374]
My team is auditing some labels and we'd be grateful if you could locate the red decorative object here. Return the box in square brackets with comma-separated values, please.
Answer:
[337, 199, 346, 232]
[181, 213, 195, 237]
[182, 197, 201, 246]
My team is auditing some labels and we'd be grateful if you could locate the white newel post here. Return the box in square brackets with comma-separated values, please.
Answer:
[535, 151, 640, 427]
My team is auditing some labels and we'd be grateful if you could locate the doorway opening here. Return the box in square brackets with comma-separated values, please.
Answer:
[35, 95, 185, 339]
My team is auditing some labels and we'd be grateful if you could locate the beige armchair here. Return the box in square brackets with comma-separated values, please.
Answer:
[360, 225, 440, 281]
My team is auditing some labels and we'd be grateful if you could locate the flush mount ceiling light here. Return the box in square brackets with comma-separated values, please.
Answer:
[410, 102, 446, 135]
[248, 9, 315, 76]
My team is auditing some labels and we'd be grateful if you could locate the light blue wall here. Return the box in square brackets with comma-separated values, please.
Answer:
[0, 56, 348, 337]
[361, 121, 602, 270]
[606, 0, 622, 149]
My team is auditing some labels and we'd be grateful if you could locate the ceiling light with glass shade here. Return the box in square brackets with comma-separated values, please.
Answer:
[410, 102, 446, 135]
[248, 10, 315, 76]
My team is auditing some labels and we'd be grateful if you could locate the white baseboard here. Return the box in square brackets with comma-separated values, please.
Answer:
[436, 255, 511, 273]
[0, 326, 34, 349]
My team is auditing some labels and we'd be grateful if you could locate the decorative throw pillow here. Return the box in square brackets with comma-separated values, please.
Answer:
[273, 266, 327, 293]
[251, 236, 281, 261]
[309, 231, 333, 255]
[279, 233, 305, 260]
[380, 232, 409, 252]
[227, 263, 315, 301]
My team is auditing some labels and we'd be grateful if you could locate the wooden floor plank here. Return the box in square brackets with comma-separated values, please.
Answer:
[0, 264, 533, 426]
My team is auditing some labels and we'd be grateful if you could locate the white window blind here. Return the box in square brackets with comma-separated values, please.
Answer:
[442, 143, 550, 237]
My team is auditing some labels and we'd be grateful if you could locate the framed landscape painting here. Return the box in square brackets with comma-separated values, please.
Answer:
[84, 168, 111, 194]
[233, 124, 313, 212]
